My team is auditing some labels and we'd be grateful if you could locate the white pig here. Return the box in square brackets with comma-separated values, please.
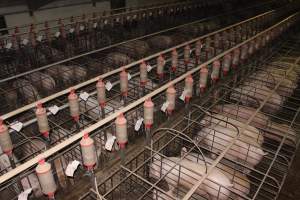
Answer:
[212, 104, 298, 146]
[46, 65, 87, 85]
[249, 71, 296, 97]
[5, 89, 18, 110]
[148, 36, 173, 50]
[180, 147, 250, 200]
[265, 66, 298, 83]
[196, 124, 267, 169]
[149, 155, 233, 200]
[13, 79, 40, 103]
[105, 52, 133, 66]
[231, 79, 284, 114]
[271, 60, 300, 75]
[26, 72, 56, 92]
[200, 113, 264, 146]
[117, 40, 150, 58]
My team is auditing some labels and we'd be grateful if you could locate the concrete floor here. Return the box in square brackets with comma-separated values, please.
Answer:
[278, 146, 300, 200]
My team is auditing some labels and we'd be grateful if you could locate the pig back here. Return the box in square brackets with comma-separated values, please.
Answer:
[13, 79, 40, 103]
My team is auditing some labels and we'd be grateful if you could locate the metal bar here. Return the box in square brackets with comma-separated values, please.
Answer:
[182, 17, 300, 200]
[1, 10, 274, 120]
[0, 11, 296, 185]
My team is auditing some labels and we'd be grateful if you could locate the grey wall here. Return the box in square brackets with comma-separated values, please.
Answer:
[126, 0, 177, 7]
[3, 1, 110, 31]
[2, 0, 176, 30]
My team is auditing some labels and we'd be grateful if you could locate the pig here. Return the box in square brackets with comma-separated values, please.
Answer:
[180, 147, 250, 200]
[5, 89, 18, 110]
[149, 155, 233, 200]
[265, 66, 298, 84]
[200, 113, 264, 145]
[230, 79, 284, 114]
[178, 25, 200, 36]
[116, 40, 150, 58]
[45, 64, 87, 85]
[26, 72, 56, 93]
[249, 71, 296, 97]
[74, 65, 87, 81]
[195, 124, 267, 169]
[271, 60, 300, 75]
[212, 104, 298, 146]
[170, 33, 191, 45]
[105, 52, 133, 67]
[148, 35, 173, 50]
[12, 79, 40, 104]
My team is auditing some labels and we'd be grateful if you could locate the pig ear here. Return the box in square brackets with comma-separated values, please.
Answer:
[181, 147, 187, 157]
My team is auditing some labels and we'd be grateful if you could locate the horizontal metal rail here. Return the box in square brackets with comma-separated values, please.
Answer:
[79, 29, 300, 200]
[181, 13, 300, 200]
[0, 0, 190, 33]
[0, 4, 274, 83]
[0, 0, 202, 40]
[0, 10, 274, 120]
[0, 10, 297, 186]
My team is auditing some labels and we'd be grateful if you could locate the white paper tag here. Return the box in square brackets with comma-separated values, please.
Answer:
[18, 188, 32, 200]
[179, 90, 186, 101]
[190, 49, 193, 54]
[159, 10, 162, 14]
[133, 14, 137, 19]
[134, 118, 144, 131]
[79, 92, 89, 101]
[143, 13, 146, 18]
[149, 12, 152, 16]
[6, 43, 12, 49]
[105, 81, 113, 91]
[116, 18, 119, 22]
[147, 64, 152, 72]
[65, 160, 80, 177]
[161, 101, 169, 112]
[80, 25, 85, 31]
[104, 20, 108, 24]
[127, 73, 132, 80]
[48, 105, 59, 115]
[126, 16, 130, 20]
[55, 32, 60, 37]
[163, 60, 166, 66]
[11, 121, 23, 132]
[22, 39, 29, 45]
[105, 135, 116, 151]
[93, 22, 98, 28]
[69, 28, 75, 33]
[36, 35, 43, 42]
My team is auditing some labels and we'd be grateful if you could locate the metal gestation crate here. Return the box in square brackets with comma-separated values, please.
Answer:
[0, 7, 279, 145]
[0, 0, 281, 82]
[0, 11, 296, 200]
[0, 0, 294, 84]
[0, 0, 202, 36]
[3, 12, 282, 200]
[0, 7, 279, 118]
[76, 14, 300, 200]
[0, 0, 207, 74]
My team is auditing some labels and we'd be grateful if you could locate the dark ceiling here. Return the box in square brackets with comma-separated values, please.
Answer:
[0, 0, 106, 11]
